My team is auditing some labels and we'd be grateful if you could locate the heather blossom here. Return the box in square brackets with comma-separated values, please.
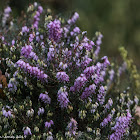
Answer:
[59, 62, 68, 70]
[22, 26, 29, 33]
[16, 60, 48, 81]
[29, 34, 34, 42]
[11, 40, 15, 45]
[23, 127, 32, 136]
[97, 85, 106, 105]
[90, 102, 99, 114]
[82, 37, 95, 51]
[81, 83, 96, 99]
[4, 6, 12, 13]
[8, 78, 18, 93]
[70, 27, 80, 36]
[45, 120, 54, 129]
[39, 92, 51, 104]
[67, 118, 78, 136]
[21, 45, 33, 58]
[109, 111, 132, 140]
[56, 72, 69, 82]
[68, 12, 79, 24]
[81, 56, 92, 68]
[26, 109, 34, 117]
[107, 69, 115, 89]
[94, 33, 103, 58]
[2, 108, 12, 118]
[47, 19, 62, 42]
[2, 6, 12, 26]
[47, 45, 55, 61]
[33, 6, 43, 29]
[70, 74, 87, 92]
[38, 107, 45, 115]
[104, 98, 113, 111]
[84, 65, 95, 79]
[100, 114, 112, 127]
[38, 6, 43, 13]
[57, 87, 69, 108]
[21, 45, 38, 60]
[101, 56, 110, 66]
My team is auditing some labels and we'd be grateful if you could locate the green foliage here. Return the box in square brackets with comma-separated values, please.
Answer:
[119, 47, 140, 97]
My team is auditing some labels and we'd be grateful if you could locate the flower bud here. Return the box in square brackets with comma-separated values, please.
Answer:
[34, 126, 39, 132]
[87, 127, 92, 132]
[43, 133, 47, 137]
[26, 109, 34, 117]
[14, 108, 18, 113]
[11, 129, 15, 134]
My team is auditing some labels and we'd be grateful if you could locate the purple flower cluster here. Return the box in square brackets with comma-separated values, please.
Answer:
[101, 56, 110, 67]
[47, 45, 55, 61]
[8, 78, 18, 93]
[97, 85, 106, 105]
[70, 74, 87, 92]
[81, 84, 96, 100]
[70, 27, 80, 36]
[57, 87, 69, 108]
[67, 118, 78, 136]
[70, 58, 109, 100]
[21, 45, 32, 57]
[59, 62, 68, 70]
[29, 34, 34, 42]
[21, 45, 38, 60]
[23, 127, 32, 136]
[91, 64, 106, 84]
[56, 72, 69, 82]
[36, 32, 44, 42]
[109, 70, 115, 81]
[94, 33, 103, 58]
[63, 27, 69, 38]
[47, 19, 62, 42]
[22, 26, 29, 33]
[82, 37, 95, 51]
[104, 98, 113, 110]
[45, 120, 54, 128]
[96, 34, 103, 46]
[33, 6, 43, 29]
[16, 60, 48, 81]
[83, 65, 95, 79]
[62, 48, 72, 58]
[64, 35, 94, 69]
[2, 108, 12, 118]
[0, 36, 5, 41]
[68, 12, 79, 25]
[38, 107, 45, 115]
[110, 111, 132, 140]
[90, 102, 99, 114]
[107, 69, 115, 89]
[39, 93, 51, 104]
[81, 56, 92, 68]
[2, 6, 12, 26]
[100, 114, 112, 127]
[4, 6, 12, 13]
[11, 40, 15, 45]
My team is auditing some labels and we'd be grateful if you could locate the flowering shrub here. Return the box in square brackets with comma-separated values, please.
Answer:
[0, 2, 140, 139]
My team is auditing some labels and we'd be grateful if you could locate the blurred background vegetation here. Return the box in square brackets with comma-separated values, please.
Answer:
[0, 0, 140, 68]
